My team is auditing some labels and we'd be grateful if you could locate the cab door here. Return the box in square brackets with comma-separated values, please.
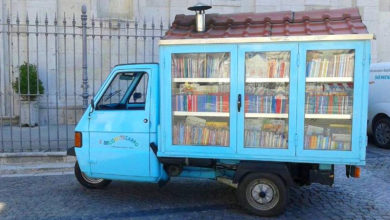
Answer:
[89, 68, 151, 177]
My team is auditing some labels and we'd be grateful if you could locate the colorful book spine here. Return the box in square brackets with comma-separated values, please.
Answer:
[306, 53, 354, 78]
[173, 94, 229, 112]
[172, 54, 229, 78]
[173, 121, 229, 146]
[245, 95, 288, 114]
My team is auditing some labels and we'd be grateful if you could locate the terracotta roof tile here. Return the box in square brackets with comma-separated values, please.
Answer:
[163, 8, 368, 39]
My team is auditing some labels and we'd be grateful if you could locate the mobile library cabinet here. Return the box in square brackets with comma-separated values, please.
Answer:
[158, 10, 372, 166]
[70, 6, 373, 217]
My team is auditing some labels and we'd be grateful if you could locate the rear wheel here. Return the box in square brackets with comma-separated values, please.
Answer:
[74, 161, 111, 189]
[236, 173, 287, 217]
[373, 117, 390, 149]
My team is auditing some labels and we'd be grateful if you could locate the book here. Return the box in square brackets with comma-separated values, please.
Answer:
[306, 52, 354, 78]
[172, 53, 230, 78]
[173, 119, 230, 146]
[245, 52, 290, 78]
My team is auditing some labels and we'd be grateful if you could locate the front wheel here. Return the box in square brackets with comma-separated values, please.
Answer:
[74, 161, 111, 189]
[236, 173, 288, 217]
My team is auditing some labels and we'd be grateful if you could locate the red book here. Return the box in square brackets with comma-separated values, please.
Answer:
[222, 95, 229, 112]
[188, 95, 192, 112]
[245, 95, 249, 113]
[280, 61, 285, 78]
[328, 95, 333, 114]
[276, 97, 281, 113]
[260, 96, 264, 113]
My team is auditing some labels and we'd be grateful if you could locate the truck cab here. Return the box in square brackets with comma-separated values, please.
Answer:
[73, 63, 167, 183]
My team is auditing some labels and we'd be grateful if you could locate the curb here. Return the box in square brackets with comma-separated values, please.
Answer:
[0, 151, 76, 176]
[0, 151, 67, 158]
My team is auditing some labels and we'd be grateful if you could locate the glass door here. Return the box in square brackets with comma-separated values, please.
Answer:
[171, 52, 231, 147]
[163, 44, 238, 155]
[237, 44, 298, 157]
[297, 42, 365, 159]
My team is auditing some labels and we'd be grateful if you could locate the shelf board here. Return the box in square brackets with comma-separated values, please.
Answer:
[245, 113, 288, 118]
[246, 78, 289, 83]
[306, 77, 353, 83]
[305, 114, 352, 119]
[173, 78, 230, 83]
[173, 111, 229, 117]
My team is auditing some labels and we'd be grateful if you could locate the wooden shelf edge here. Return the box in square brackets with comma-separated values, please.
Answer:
[246, 78, 289, 83]
[306, 77, 353, 82]
[245, 113, 289, 118]
[305, 114, 352, 119]
[173, 78, 230, 83]
[173, 111, 230, 117]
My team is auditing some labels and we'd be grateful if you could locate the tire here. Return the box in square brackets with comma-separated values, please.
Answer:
[74, 161, 111, 189]
[373, 117, 390, 149]
[236, 173, 288, 217]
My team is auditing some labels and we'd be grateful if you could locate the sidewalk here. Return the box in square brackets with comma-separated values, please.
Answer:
[0, 151, 75, 177]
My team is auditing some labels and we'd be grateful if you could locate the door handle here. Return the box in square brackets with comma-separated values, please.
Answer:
[237, 94, 242, 112]
[143, 118, 148, 123]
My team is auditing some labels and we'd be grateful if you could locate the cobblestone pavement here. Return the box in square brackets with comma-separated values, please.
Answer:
[0, 144, 389, 220]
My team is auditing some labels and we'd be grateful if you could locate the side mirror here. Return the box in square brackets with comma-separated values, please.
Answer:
[133, 92, 142, 101]
[90, 98, 95, 110]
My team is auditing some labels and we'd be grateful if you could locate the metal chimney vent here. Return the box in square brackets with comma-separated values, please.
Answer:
[188, 3, 212, 32]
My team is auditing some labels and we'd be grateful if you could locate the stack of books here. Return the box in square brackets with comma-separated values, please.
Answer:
[245, 84, 289, 113]
[305, 83, 353, 114]
[246, 52, 290, 78]
[172, 116, 229, 146]
[172, 53, 230, 78]
[172, 84, 230, 112]
[245, 95, 288, 113]
[306, 53, 354, 77]
[172, 94, 229, 112]
[244, 119, 288, 148]
[304, 124, 351, 150]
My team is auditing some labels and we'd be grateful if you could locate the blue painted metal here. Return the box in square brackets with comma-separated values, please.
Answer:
[296, 41, 365, 162]
[158, 41, 369, 166]
[237, 43, 298, 157]
[178, 167, 216, 179]
[76, 64, 166, 180]
[159, 44, 239, 155]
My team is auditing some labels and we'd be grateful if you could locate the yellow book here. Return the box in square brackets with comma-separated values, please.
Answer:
[206, 121, 228, 128]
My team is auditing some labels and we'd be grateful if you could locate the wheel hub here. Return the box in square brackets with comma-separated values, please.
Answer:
[251, 183, 274, 204]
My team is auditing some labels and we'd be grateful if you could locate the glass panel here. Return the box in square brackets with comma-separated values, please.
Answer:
[171, 53, 230, 146]
[304, 49, 355, 151]
[246, 51, 290, 78]
[128, 74, 148, 105]
[244, 51, 290, 149]
[97, 72, 143, 110]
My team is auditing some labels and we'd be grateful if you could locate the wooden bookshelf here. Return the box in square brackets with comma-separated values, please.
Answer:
[305, 114, 352, 120]
[245, 113, 288, 118]
[173, 111, 229, 117]
[306, 77, 353, 83]
[246, 78, 289, 83]
[173, 78, 230, 83]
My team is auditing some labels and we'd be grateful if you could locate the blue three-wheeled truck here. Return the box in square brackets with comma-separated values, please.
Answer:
[68, 5, 373, 216]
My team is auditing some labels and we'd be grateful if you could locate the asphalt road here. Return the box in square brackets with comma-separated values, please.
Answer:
[1, 144, 389, 220]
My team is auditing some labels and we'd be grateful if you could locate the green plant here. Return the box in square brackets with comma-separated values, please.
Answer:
[12, 62, 44, 101]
